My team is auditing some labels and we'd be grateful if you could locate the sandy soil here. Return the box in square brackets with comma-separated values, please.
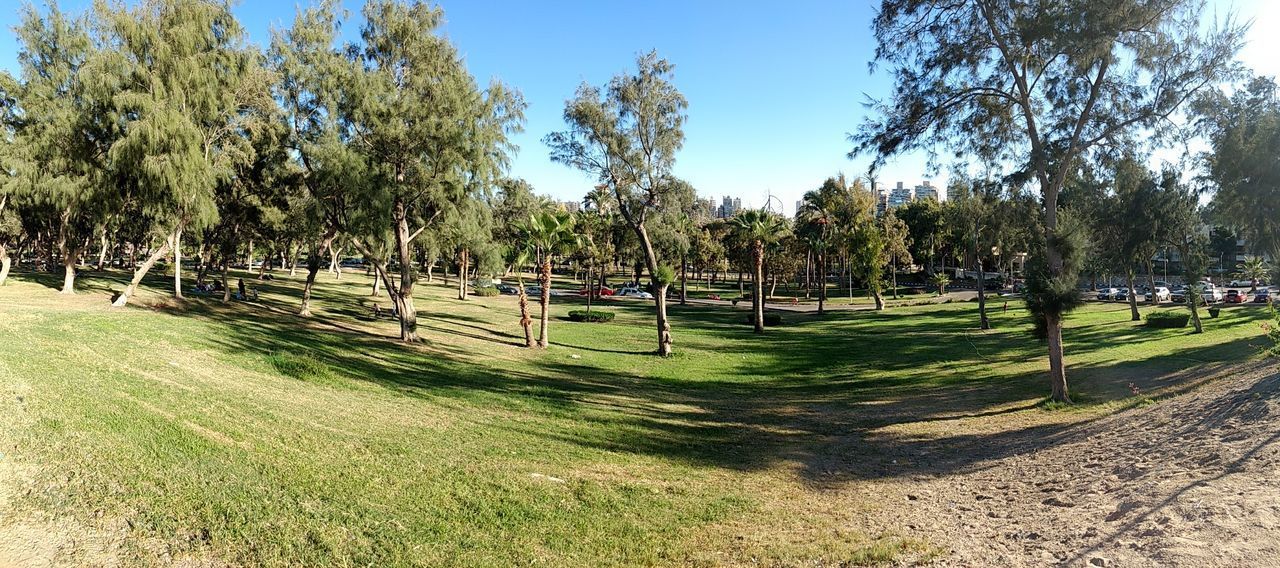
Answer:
[870, 360, 1280, 567]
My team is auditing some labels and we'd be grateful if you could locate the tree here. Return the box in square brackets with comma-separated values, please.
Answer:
[523, 211, 578, 348]
[102, 0, 274, 307]
[341, 0, 524, 342]
[546, 51, 687, 356]
[1097, 157, 1167, 321]
[880, 210, 912, 300]
[1237, 257, 1270, 293]
[2, 5, 116, 295]
[730, 209, 789, 333]
[1197, 76, 1280, 262]
[896, 199, 944, 274]
[853, 0, 1245, 403]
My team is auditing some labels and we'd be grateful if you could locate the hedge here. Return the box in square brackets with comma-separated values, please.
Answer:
[1145, 310, 1190, 328]
[568, 310, 615, 323]
[474, 286, 499, 297]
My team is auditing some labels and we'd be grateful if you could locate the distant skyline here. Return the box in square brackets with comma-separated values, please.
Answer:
[1, 0, 1276, 216]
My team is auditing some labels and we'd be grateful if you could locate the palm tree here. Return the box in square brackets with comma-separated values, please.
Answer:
[1237, 257, 1270, 292]
[524, 211, 579, 348]
[730, 209, 790, 333]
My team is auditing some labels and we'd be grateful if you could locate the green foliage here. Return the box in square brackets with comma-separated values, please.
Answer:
[1025, 211, 1090, 339]
[929, 272, 950, 294]
[1146, 311, 1190, 329]
[1266, 304, 1280, 357]
[568, 309, 615, 323]
[653, 264, 677, 286]
[473, 286, 499, 297]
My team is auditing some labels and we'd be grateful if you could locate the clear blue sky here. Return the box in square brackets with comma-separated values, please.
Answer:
[1, 1, 1275, 215]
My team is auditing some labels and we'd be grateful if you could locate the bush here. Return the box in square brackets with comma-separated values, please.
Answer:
[1145, 310, 1190, 329]
[474, 286, 499, 297]
[1207, 307, 1221, 318]
[568, 309, 614, 323]
[744, 313, 783, 327]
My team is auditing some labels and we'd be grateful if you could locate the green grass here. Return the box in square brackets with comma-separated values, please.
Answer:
[0, 266, 1270, 566]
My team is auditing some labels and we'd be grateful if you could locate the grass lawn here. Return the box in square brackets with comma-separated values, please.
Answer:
[0, 267, 1271, 566]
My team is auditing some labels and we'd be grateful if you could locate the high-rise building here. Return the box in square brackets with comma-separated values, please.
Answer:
[795, 200, 805, 217]
[914, 181, 938, 201]
[887, 182, 913, 208]
[558, 200, 581, 213]
[716, 196, 742, 219]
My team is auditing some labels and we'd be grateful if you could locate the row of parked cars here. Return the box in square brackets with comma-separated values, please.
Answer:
[491, 283, 655, 299]
[1096, 283, 1273, 304]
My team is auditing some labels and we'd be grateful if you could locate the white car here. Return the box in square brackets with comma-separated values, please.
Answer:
[616, 287, 654, 299]
[1145, 286, 1171, 302]
[1097, 287, 1121, 301]
[1201, 285, 1224, 303]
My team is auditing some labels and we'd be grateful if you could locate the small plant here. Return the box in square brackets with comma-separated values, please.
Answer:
[743, 313, 783, 326]
[568, 309, 615, 323]
[930, 273, 951, 295]
[1265, 305, 1280, 357]
[1145, 310, 1190, 328]
[1207, 307, 1220, 318]
[474, 286, 499, 297]
[1127, 382, 1141, 396]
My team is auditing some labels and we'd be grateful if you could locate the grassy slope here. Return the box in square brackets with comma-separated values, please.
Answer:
[0, 268, 1269, 566]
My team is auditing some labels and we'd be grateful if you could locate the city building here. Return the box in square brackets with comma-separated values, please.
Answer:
[558, 200, 581, 213]
[715, 196, 742, 219]
[914, 181, 938, 201]
[887, 182, 913, 209]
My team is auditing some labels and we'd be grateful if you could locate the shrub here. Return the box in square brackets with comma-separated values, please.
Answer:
[474, 286, 499, 297]
[568, 309, 614, 323]
[1207, 307, 1220, 318]
[1145, 310, 1190, 329]
[744, 313, 783, 326]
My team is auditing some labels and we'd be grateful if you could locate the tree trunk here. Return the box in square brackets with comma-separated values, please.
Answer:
[1046, 311, 1069, 402]
[1188, 288, 1203, 333]
[244, 239, 254, 270]
[221, 261, 231, 303]
[586, 265, 594, 315]
[1126, 270, 1140, 322]
[817, 251, 827, 315]
[171, 229, 183, 300]
[873, 290, 885, 310]
[458, 249, 469, 301]
[372, 273, 381, 296]
[0, 244, 10, 286]
[300, 256, 322, 317]
[112, 236, 174, 307]
[538, 256, 552, 348]
[805, 251, 812, 299]
[391, 198, 418, 342]
[518, 286, 535, 348]
[60, 254, 78, 295]
[752, 241, 765, 334]
[1147, 260, 1158, 304]
[96, 230, 109, 271]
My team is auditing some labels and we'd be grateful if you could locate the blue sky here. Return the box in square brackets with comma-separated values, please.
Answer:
[1, 1, 1276, 215]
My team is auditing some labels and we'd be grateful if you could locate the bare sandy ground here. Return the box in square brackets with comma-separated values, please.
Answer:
[871, 361, 1280, 567]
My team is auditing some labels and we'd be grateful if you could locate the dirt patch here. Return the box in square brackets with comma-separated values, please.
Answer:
[873, 361, 1280, 566]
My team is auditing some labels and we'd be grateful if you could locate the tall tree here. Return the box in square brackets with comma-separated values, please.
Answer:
[546, 51, 687, 356]
[852, 0, 1245, 402]
[730, 209, 789, 333]
[103, 0, 274, 307]
[342, 0, 523, 342]
[523, 211, 578, 348]
[1197, 76, 1280, 262]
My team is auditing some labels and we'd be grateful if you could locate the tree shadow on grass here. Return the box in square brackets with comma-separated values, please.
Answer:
[63, 267, 1274, 490]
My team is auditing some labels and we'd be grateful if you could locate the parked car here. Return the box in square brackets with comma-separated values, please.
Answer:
[1253, 289, 1272, 303]
[578, 285, 615, 297]
[1170, 288, 1188, 303]
[1115, 288, 1132, 302]
[1145, 286, 1171, 302]
[616, 287, 654, 299]
[525, 285, 543, 297]
[1203, 285, 1224, 303]
[1225, 289, 1245, 304]
[339, 258, 364, 268]
[1097, 287, 1121, 301]
[496, 284, 520, 295]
